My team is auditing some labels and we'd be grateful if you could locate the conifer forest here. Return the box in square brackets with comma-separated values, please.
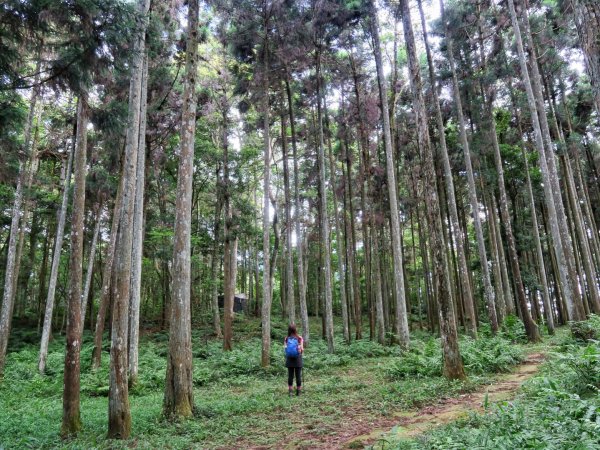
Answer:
[1, 0, 600, 448]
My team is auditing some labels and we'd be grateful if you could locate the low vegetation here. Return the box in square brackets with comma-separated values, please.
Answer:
[0, 317, 543, 449]
[389, 316, 600, 450]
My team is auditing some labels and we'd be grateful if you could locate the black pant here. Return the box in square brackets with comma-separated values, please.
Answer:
[288, 367, 302, 387]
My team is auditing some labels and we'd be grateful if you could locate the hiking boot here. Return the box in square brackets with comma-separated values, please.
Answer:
[296, 388, 301, 396]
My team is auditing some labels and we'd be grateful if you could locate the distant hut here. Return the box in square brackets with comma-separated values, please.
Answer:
[218, 293, 247, 313]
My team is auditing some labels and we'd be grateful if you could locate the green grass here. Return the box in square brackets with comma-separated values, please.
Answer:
[386, 316, 600, 450]
[0, 317, 546, 449]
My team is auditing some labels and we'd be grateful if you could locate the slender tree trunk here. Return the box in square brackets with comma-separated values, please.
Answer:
[128, 53, 149, 386]
[91, 180, 122, 369]
[441, 4, 498, 334]
[0, 66, 41, 374]
[108, 0, 150, 436]
[508, 0, 583, 320]
[280, 110, 296, 325]
[401, 0, 464, 378]
[284, 77, 309, 344]
[210, 186, 223, 338]
[572, 0, 600, 116]
[261, 31, 273, 367]
[38, 143, 74, 374]
[61, 92, 88, 438]
[223, 100, 235, 351]
[314, 51, 334, 353]
[418, 0, 477, 338]
[163, 0, 198, 419]
[368, 1, 409, 348]
[81, 204, 103, 326]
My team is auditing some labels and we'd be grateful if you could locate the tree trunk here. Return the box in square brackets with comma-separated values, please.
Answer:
[108, 0, 150, 436]
[223, 98, 235, 352]
[163, 0, 198, 419]
[261, 30, 273, 367]
[368, 1, 410, 348]
[38, 143, 74, 374]
[280, 109, 296, 326]
[508, 0, 584, 320]
[573, 0, 600, 116]
[0, 65, 41, 374]
[402, 0, 465, 379]
[81, 204, 103, 326]
[284, 77, 309, 345]
[324, 105, 349, 343]
[315, 52, 334, 353]
[61, 93, 88, 438]
[128, 53, 149, 386]
[441, 4, 498, 334]
[418, 0, 477, 338]
[91, 179, 123, 370]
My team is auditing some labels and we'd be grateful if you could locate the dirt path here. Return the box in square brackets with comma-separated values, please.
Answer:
[283, 352, 546, 450]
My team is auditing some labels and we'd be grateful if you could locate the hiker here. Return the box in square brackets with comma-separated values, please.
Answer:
[284, 323, 304, 397]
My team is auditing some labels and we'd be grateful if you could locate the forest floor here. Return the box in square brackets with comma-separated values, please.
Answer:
[0, 318, 566, 449]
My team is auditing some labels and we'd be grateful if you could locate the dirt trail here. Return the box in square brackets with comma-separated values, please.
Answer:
[283, 352, 546, 450]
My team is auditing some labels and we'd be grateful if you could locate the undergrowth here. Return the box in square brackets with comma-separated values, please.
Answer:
[389, 316, 600, 450]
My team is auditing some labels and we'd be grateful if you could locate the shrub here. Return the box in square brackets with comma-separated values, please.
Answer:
[570, 314, 600, 343]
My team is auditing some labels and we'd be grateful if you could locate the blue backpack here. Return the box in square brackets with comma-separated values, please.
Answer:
[285, 337, 300, 358]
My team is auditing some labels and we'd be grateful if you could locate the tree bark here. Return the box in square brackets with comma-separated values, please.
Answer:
[508, 0, 584, 320]
[38, 142, 74, 374]
[441, 4, 498, 334]
[81, 204, 103, 326]
[402, 0, 465, 379]
[128, 53, 149, 386]
[368, 0, 410, 348]
[284, 77, 309, 345]
[315, 51, 335, 353]
[163, 0, 198, 419]
[108, 0, 150, 436]
[261, 28, 273, 367]
[0, 64, 41, 374]
[418, 0, 477, 338]
[61, 93, 88, 438]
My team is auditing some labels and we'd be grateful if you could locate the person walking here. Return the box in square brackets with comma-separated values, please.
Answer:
[284, 323, 304, 397]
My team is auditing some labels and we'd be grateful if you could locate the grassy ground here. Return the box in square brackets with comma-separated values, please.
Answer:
[0, 316, 551, 449]
[382, 318, 600, 450]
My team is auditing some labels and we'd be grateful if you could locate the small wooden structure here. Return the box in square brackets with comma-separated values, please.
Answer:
[218, 293, 247, 313]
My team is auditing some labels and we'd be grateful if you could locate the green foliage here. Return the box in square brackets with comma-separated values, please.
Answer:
[386, 335, 524, 380]
[394, 318, 600, 449]
[500, 315, 528, 343]
[570, 314, 600, 343]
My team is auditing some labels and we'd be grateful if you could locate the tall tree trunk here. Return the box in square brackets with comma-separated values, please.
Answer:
[0, 64, 41, 374]
[418, 0, 477, 338]
[91, 179, 123, 369]
[38, 143, 74, 374]
[572, 0, 600, 116]
[280, 109, 296, 325]
[441, 2, 498, 334]
[109, 0, 150, 436]
[368, 1, 409, 348]
[129, 53, 149, 386]
[401, 0, 464, 378]
[284, 77, 309, 345]
[223, 103, 236, 351]
[324, 104, 349, 343]
[507, 0, 584, 320]
[261, 30, 273, 367]
[81, 204, 103, 326]
[210, 182, 223, 338]
[315, 51, 334, 353]
[61, 93, 88, 438]
[163, 0, 198, 419]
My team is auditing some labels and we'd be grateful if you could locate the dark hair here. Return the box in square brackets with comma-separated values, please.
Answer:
[287, 323, 299, 338]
